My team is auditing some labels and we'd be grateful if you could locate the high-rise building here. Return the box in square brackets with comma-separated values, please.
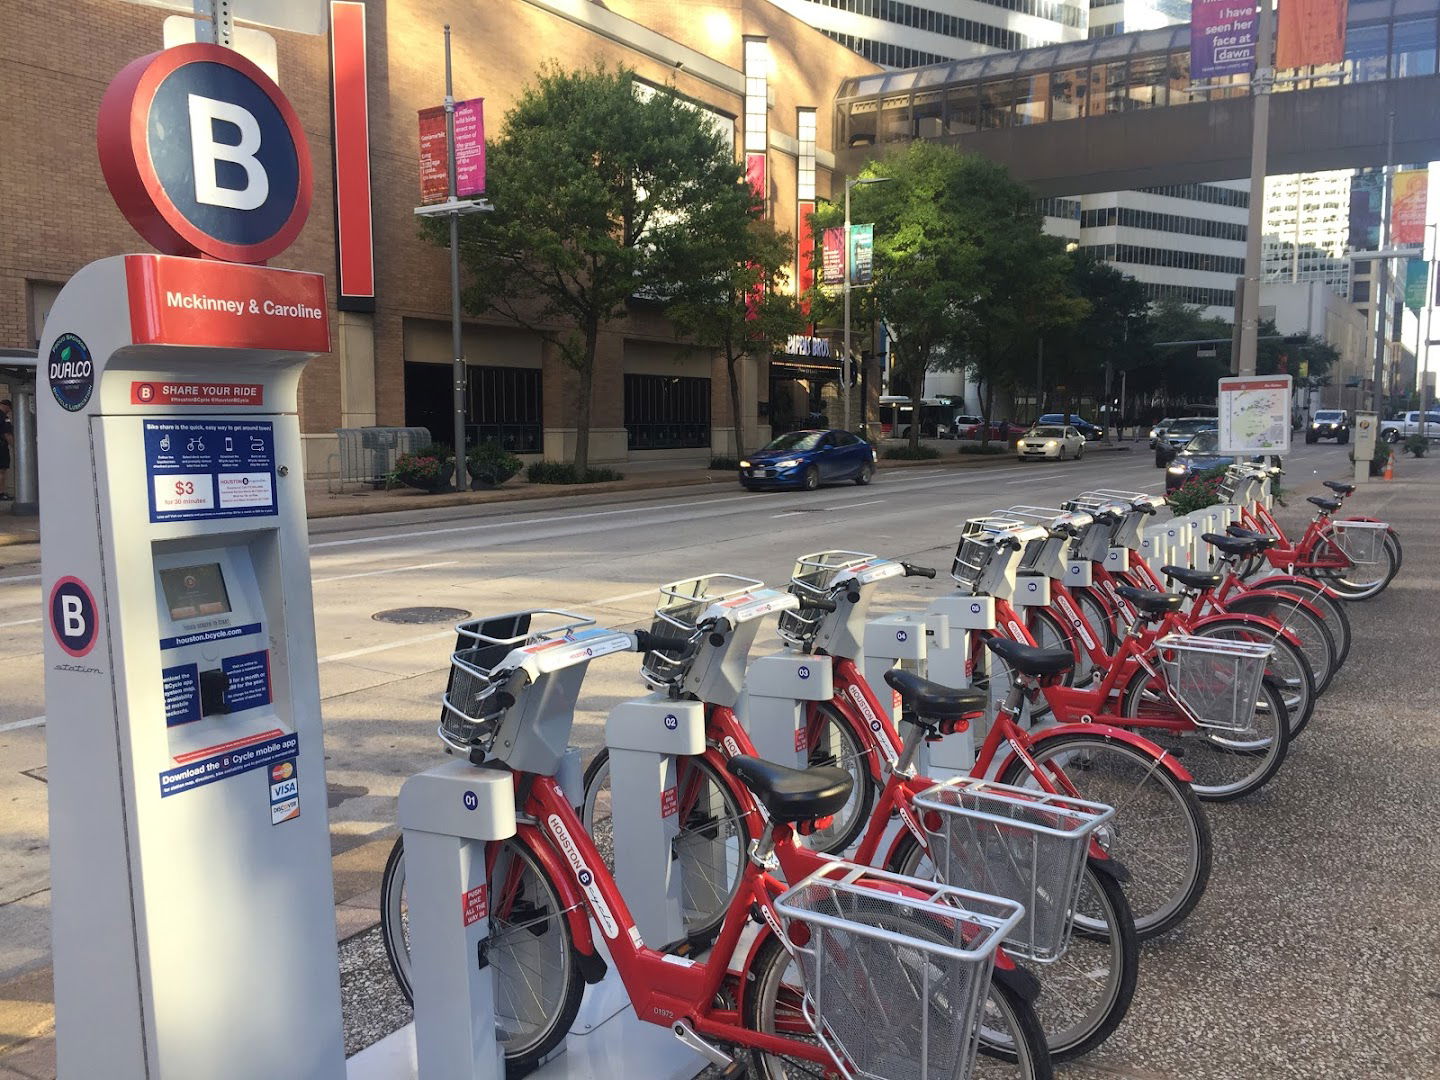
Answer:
[1262, 170, 1354, 295]
[778, 0, 1247, 322]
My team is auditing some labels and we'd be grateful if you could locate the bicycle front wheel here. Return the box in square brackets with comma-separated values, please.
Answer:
[743, 915, 1053, 1080]
[581, 749, 750, 947]
[1310, 527, 1400, 600]
[1191, 617, 1316, 737]
[379, 835, 584, 1074]
[801, 701, 877, 853]
[887, 834, 1138, 1062]
[1249, 576, 1352, 671]
[1000, 734, 1211, 940]
[1221, 590, 1338, 696]
[1120, 670, 1290, 801]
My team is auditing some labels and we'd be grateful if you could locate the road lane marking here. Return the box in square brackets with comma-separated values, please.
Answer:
[0, 715, 46, 733]
[0, 616, 41, 628]
[828, 499, 884, 510]
[770, 512, 804, 518]
[592, 587, 662, 605]
[318, 630, 456, 664]
[0, 574, 41, 585]
[313, 561, 457, 584]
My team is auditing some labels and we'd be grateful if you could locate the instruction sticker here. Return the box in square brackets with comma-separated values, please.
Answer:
[144, 420, 278, 523]
[160, 733, 298, 798]
[162, 663, 202, 726]
[462, 884, 489, 927]
[222, 650, 272, 713]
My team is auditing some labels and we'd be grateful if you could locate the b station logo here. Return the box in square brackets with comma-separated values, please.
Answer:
[97, 44, 313, 263]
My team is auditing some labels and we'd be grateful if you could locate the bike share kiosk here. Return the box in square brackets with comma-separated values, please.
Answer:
[40, 44, 345, 1080]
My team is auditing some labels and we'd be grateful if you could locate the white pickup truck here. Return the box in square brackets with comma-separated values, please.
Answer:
[1380, 411, 1440, 443]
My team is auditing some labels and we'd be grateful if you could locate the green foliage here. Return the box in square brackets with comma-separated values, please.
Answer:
[466, 441, 523, 486]
[709, 456, 740, 470]
[882, 444, 941, 460]
[442, 64, 750, 473]
[1403, 434, 1428, 457]
[959, 444, 1007, 455]
[525, 461, 625, 484]
[1166, 464, 1228, 515]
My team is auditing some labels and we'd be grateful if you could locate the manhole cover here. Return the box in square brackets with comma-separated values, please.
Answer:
[372, 606, 470, 625]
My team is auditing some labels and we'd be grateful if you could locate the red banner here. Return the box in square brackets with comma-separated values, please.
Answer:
[746, 152, 767, 209]
[1276, 0, 1347, 69]
[330, 1, 375, 304]
[1392, 169, 1428, 246]
[821, 227, 846, 286]
[454, 98, 486, 197]
[418, 105, 449, 204]
[125, 255, 330, 353]
[797, 200, 816, 315]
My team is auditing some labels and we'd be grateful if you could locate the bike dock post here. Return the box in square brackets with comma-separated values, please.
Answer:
[918, 596, 996, 778]
[740, 655, 835, 768]
[861, 611, 947, 723]
[397, 763, 517, 1079]
[604, 695, 706, 947]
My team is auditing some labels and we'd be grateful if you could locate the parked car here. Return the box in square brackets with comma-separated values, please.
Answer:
[1379, 410, 1440, 443]
[1015, 424, 1086, 461]
[1305, 409, 1350, 444]
[942, 414, 983, 439]
[1037, 413, 1106, 441]
[1148, 417, 1177, 449]
[1155, 416, 1220, 465]
[1163, 429, 1229, 491]
[960, 418, 1012, 441]
[738, 429, 876, 491]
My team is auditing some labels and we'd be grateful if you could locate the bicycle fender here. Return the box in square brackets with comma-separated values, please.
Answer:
[515, 822, 600, 963]
[1087, 852, 1132, 885]
[1004, 724, 1195, 785]
[992, 959, 1042, 1004]
[1191, 610, 1302, 650]
[1224, 589, 1330, 626]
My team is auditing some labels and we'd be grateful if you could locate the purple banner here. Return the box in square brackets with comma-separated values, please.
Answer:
[454, 97, 486, 197]
[1191, 1, 1258, 80]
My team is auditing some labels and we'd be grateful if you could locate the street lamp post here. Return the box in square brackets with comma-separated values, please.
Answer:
[843, 176, 891, 434]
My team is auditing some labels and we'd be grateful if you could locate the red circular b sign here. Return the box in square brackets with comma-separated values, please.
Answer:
[97, 44, 313, 263]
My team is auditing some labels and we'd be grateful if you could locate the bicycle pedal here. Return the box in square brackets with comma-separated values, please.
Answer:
[672, 1020, 734, 1069]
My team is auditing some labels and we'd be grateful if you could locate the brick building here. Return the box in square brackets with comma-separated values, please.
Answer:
[1, 0, 877, 476]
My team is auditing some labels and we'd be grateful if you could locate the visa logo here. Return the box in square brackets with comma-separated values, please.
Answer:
[270, 778, 298, 802]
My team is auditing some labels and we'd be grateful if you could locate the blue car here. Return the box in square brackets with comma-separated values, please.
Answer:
[739, 429, 877, 491]
[1164, 429, 1235, 491]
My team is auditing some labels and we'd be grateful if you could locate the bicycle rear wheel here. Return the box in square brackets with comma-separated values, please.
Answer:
[581, 749, 750, 947]
[887, 835, 1138, 1062]
[1000, 734, 1211, 940]
[379, 835, 584, 1074]
[744, 914, 1053, 1080]
[1248, 576, 1352, 671]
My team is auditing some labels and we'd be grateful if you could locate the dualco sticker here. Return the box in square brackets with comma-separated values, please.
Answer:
[48, 333, 95, 413]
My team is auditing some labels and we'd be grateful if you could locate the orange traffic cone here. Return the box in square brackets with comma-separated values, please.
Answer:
[1384, 450, 1394, 481]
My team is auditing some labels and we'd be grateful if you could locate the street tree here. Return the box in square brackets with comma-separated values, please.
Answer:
[445, 64, 750, 473]
[665, 220, 804, 460]
[1051, 251, 1150, 428]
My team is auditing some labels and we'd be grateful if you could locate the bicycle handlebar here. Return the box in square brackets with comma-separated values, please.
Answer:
[632, 629, 699, 656]
[902, 562, 937, 579]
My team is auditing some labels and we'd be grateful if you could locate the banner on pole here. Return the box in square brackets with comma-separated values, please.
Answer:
[1190, 0, 1258, 81]
[821, 227, 846, 287]
[1392, 169, 1428, 246]
[848, 224, 874, 286]
[1405, 259, 1429, 311]
[1276, 0, 1347, 68]
[1349, 172, 1383, 250]
[418, 106, 448, 204]
[454, 98, 486, 197]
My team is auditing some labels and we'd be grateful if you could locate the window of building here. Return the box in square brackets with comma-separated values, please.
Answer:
[625, 374, 712, 450]
[1393, 17, 1438, 78]
[1346, 23, 1390, 82]
[1352, 280, 1371, 303]
[404, 364, 543, 454]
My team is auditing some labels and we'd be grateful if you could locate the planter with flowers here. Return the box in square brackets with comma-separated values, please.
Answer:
[392, 446, 455, 493]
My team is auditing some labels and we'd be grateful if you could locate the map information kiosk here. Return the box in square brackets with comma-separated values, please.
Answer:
[39, 44, 345, 1079]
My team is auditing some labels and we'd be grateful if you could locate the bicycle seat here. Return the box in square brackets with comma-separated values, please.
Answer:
[1162, 565, 1223, 591]
[1307, 495, 1342, 513]
[1323, 480, 1356, 496]
[1114, 584, 1185, 615]
[883, 668, 987, 721]
[726, 756, 853, 825]
[984, 635, 1074, 676]
[1204, 532, 1266, 557]
[1225, 525, 1278, 549]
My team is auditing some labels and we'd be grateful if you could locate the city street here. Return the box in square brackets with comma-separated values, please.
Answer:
[10, 441, 1440, 1080]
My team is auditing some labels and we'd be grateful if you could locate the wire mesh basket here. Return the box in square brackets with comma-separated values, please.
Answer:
[1155, 633, 1273, 733]
[952, 517, 1025, 592]
[774, 861, 1023, 1080]
[441, 610, 596, 751]
[911, 778, 1114, 963]
[779, 551, 877, 647]
[640, 574, 761, 690]
[1329, 520, 1388, 566]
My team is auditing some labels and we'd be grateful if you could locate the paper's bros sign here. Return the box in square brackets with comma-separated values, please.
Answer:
[97, 43, 313, 263]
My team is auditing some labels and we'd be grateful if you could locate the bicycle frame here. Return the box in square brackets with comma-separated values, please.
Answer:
[516, 770, 843, 1066]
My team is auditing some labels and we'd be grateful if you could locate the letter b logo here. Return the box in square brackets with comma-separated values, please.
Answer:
[50, 578, 98, 658]
[188, 95, 269, 210]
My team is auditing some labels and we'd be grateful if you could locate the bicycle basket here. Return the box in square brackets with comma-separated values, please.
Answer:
[911, 778, 1114, 963]
[640, 574, 762, 690]
[774, 861, 1022, 1080]
[779, 551, 876, 647]
[952, 517, 1024, 592]
[1329, 520, 1388, 566]
[440, 611, 596, 751]
[1156, 633, 1272, 734]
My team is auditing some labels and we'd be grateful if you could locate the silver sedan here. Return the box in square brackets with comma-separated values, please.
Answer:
[1015, 425, 1086, 461]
